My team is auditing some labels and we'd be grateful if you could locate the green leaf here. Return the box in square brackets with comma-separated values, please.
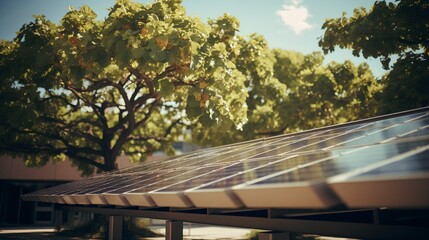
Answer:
[149, 49, 167, 62]
[158, 79, 174, 97]
[69, 66, 85, 81]
[131, 47, 146, 59]
[185, 95, 203, 119]
[199, 113, 216, 127]
[115, 40, 130, 65]
[87, 47, 109, 69]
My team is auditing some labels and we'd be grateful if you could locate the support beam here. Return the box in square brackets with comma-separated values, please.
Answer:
[59, 205, 429, 240]
[259, 231, 290, 240]
[54, 209, 63, 232]
[166, 220, 183, 240]
[108, 215, 123, 240]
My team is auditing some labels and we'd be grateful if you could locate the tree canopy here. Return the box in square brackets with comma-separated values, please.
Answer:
[192, 49, 381, 145]
[0, 0, 257, 174]
[319, 0, 429, 113]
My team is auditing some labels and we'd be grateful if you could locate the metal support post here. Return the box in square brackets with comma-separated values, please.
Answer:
[108, 215, 123, 240]
[166, 220, 183, 240]
[258, 231, 291, 240]
[54, 209, 63, 231]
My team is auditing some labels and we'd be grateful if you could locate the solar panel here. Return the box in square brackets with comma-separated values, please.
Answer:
[329, 144, 429, 208]
[22, 107, 429, 210]
[232, 139, 429, 208]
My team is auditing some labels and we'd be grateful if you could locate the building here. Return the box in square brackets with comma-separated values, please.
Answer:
[0, 142, 199, 227]
[0, 155, 133, 226]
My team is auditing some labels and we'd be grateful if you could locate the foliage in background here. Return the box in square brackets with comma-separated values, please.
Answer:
[273, 50, 381, 133]
[58, 215, 162, 239]
[193, 49, 381, 145]
[319, 0, 429, 114]
[246, 230, 321, 240]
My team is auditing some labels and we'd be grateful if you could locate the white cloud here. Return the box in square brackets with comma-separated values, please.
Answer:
[277, 0, 313, 35]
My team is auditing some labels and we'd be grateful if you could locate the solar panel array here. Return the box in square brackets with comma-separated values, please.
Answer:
[23, 108, 429, 209]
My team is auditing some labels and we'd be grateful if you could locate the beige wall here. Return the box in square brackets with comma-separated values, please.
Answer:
[0, 143, 198, 181]
[0, 155, 134, 181]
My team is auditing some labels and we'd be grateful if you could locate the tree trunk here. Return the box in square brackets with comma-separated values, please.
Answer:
[103, 153, 118, 172]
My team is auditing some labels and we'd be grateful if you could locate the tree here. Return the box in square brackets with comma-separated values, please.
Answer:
[0, 0, 255, 174]
[192, 49, 382, 145]
[319, 0, 429, 113]
[267, 50, 381, 134]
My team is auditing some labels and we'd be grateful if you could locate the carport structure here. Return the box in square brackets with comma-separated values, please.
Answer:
[24, 107, 429, 239]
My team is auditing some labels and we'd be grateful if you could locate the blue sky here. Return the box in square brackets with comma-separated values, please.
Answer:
[0, 0, 385, 77]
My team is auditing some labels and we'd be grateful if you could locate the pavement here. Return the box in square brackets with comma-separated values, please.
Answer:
[0, 225, 354, 240]
[0, 227, 81, 240]
[0, 225, 253, 240]
[150, 223, 252, 239]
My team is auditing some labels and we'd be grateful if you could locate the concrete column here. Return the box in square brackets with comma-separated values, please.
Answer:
[54, 209, 63, 231]
[258, 231, 291, 240]
[108, 215, 123, 240]
[166, 220, 183, 240]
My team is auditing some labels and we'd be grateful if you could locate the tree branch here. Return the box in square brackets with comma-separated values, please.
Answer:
[43, 90, 79, 110]
[71, 78, 113, 92]
[64, 150, 106, 170]
[128, 67, 156, 96]
[111, 97, 160, 155]
[1, 142, 105, 171]
[154, 65, 176, 82]
[128, 115, 183, 144]
[255, 124, 289, 137]
[135, 97, 160, 128]
[37, 115, 103, 145]
[398, 37, 429, 46]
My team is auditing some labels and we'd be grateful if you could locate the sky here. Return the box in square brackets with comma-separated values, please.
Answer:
[0, 0, 385, 78]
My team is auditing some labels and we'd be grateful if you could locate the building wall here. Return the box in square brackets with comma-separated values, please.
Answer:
[0, 155, 134, 226]
[0, 156, 83, 181]
[0, 141, 200, 181]
[0, 155, 135, 181]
